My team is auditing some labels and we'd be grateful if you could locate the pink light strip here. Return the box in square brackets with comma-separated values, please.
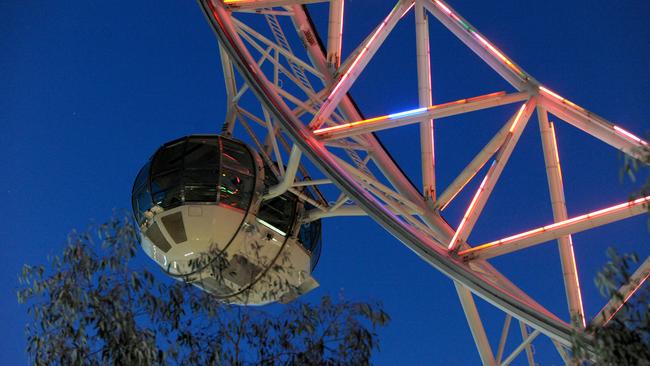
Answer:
[614, 125, 647, 145]
[473, 33, 515, 69]
[460, 196, 650, 257]
[434, 0, 452, 15]
[566, 235, 586, 328]
[339, 0, 345, 39]
[508, 103, 527, 133]
[539, 86, 563, 101]
[448, 170, 491, 250]
[313, 91, 508, 136]
[327, 8, 391, 99]
[542, 86, 647, 149]
[401, 2, 415, 18]
[539, 86, 585, 111]
[447, 102, 529, 251]
[603, 269, 650, 325]
[432, 0, 524, 77]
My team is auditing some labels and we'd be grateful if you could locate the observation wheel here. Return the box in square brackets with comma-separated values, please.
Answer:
[195, 0, 649, 364]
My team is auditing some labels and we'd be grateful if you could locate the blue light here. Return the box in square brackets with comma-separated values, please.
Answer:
[387, 107, 428, 119]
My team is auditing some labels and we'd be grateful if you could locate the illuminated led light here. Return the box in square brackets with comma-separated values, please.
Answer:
[472, 32, 522, 75]
[579, 196, 649, 219]
[401, 2, 415, 18]
[548, 121, 565, 185]
[468, 91, 506, 101]
[257, 218, 287, 236]
[545, 215, 586, 230]
[434, 0, 453, 15]
[448, 173, 491, 250]
[539, 86, 586, 111]
[614, 125, 646, 145]
[567, 236, 586, 328]
[539, 86, 564, 101]
[313, 115, 390, 135]
[314, 91, 515, 136]
[314, 107, 432, 135]
[460, 196, 650, 256]
[508, 103, 527, 133]
[326, 8, 392, 103]
[563, 99, 582, 110]
[388, 107, 428, 119]
[549, 122, 561, 165]
[338, 1, 345, 41]
[604, 270, 650, 324]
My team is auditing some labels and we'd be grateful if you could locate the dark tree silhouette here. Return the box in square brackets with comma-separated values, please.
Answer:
[572, 249, 650, 365]
[18, 215, 389, 365]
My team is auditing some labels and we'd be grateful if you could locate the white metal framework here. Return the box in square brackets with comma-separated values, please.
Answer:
[197, 0, 649, 364]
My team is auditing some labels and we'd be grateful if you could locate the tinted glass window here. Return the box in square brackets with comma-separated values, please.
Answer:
[185, 185, 218, 203]
[134, 189, 153, 224]
[152, 187, 183, 208]
[151, 140, 185, 176]
[133, 136, 259, 210]
[219, 168, 253, 209]
[298, 219, 322, 269]
[132, 163, 152, 225]
[133, 162, 150, 190]
[222, 139, 253, 175]
[258, 194, 296, 234]
[184, 168, 219, 185]
[185, 139, 220, 169]
[151, 170, 181, 193]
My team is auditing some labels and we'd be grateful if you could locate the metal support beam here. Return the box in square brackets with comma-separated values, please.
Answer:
[448, 101, 536, 251]
[552, 340, 571, 365]
[264, 145, 301, 199]
[326, 0, 344, 71]
[292, 178, 332, 187]
[437, 111, 514, 211]
[223, 0, 326, 11]
[415, 0, 436, 202]
[539, 89, 647, 161]
[501, 327, 540, 366]
[592, 256, 650, 327]
[460, 196, 650, 260]
[538, 106, 585, 328]
[314, 91, 530, 139]
[303, 205, 367, 222]
[219, 43, 238, 134]
[518, 322, 536, 366]
[455, 283, 496, 366]
[495, 314, 512, 365]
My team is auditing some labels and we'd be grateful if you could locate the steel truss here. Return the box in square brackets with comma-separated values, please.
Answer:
[197, 0, 649, 364]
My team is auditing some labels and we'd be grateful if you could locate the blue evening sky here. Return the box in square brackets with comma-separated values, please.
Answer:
[2, 1, 649, 364]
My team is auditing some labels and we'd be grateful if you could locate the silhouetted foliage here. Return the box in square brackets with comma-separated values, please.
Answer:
[17, 215, 389, 365]
[572, 249, 650, 365]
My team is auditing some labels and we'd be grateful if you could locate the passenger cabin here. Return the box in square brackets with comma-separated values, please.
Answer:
[132, 135, 321, 305]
